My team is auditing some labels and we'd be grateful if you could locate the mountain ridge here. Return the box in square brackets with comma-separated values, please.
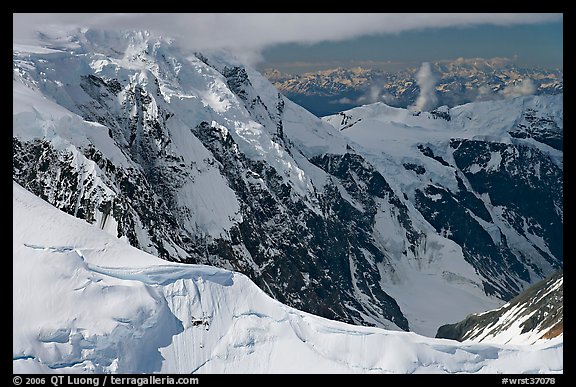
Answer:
[263, 59, 562, 116]
[13, 28, 562, 336]
[12, 180, 564, 373]
[436, 270, 563, 345]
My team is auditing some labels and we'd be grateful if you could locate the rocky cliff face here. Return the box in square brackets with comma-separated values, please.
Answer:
[436, 270, 563, 345]
[13, 29, 562, 335]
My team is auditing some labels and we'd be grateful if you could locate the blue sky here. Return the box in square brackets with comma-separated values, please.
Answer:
[259, 22, 563, 74]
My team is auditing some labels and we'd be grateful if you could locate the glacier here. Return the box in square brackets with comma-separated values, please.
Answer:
[322, 98, 563, 334]
[13, 28, 562, 339]
[13, 181, 563, 373]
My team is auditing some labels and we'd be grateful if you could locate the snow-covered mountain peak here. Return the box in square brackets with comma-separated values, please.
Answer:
[325, 95, 562, 135]
[13, 28, 562, 339]
[16, 27, 173, 57]
[323, 95, 563, 172]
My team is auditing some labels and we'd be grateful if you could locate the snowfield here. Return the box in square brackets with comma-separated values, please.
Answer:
[13, 181, 562, 373]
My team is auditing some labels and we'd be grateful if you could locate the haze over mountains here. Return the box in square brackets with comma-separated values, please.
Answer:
[263, 58, 562, 116]
[13, 28, 563, 373]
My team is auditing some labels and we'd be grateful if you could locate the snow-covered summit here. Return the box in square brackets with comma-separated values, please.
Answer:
[13, 28, 562, 337]
[322, 96, 562, 334]
[323, 95, 562, 155]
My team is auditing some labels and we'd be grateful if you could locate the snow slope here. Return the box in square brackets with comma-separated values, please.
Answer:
[323, 98, 562, 183]
[13, 181, 563, 373]
[13, 28, 562, 337]
[437, 271, 563, 345]
[323, 98, 562, 334]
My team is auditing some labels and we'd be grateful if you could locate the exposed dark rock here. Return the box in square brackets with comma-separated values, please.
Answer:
[403, 162, 426, 175]
[436, 270, 563, 342]
[508, 108, 563, 151]
[451, 139, 563, 266]
[417, 144, 450, 166]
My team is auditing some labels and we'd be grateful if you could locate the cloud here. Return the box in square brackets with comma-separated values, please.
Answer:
[336, 97, 354, 104]
[475, 85, 497, 101]
[382, 93, 398, 104]
[367, 84, 384, 104]
[500, 79, 537, 98]
[13, 13, 562, 65]
[409, 62, 438, 112]
[442, 56, 515, 66]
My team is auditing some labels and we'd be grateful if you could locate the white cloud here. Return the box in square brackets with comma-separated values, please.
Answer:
[475, 85, 497, 101]
[13, 13, 562, 61]
[382, 93, 398, 104]
[409, 62, 438, 112]
[367, 84, 384, 104]
[500, 79, 537, 98]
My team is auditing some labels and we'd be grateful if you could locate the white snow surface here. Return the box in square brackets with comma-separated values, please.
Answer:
[464, 275, 563, 346]
[13, 30, 562, 342]
[323, 98, 563, 171]
[13, 181, 562, 374]
[13, 34, 248, 239]
[322, 97, 562, 334]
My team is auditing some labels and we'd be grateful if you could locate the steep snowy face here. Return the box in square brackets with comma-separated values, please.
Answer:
[13, 28, 561, 336]
[323, 98, 562, 307]
[13, 29, 408, 332]
[12, 181, 563, 374]
[436, 270, 563, 345]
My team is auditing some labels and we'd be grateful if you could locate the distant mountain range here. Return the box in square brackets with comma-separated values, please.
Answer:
[263, 58, 563, 116]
